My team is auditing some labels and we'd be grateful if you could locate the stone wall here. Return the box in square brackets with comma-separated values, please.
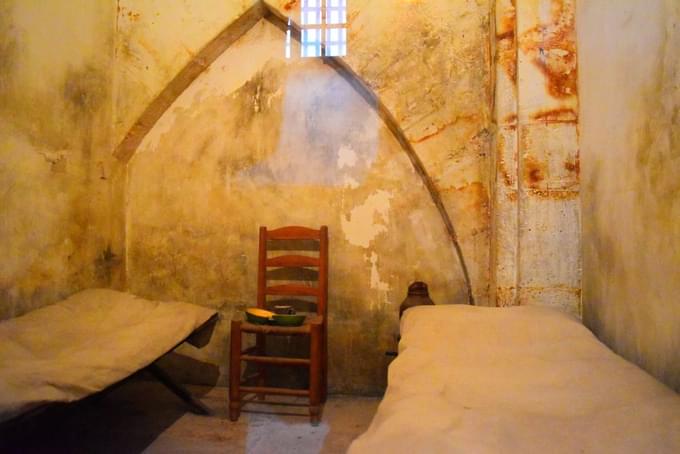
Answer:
[578, 0, 680, 391]
[491, 0, 581, 316]
[0, 0, 117, 319]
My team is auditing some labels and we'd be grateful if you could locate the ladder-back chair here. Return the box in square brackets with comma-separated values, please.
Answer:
[229, 225, 328, 425]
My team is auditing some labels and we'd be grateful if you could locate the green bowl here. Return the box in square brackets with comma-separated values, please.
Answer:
[271, 314, 306, 326]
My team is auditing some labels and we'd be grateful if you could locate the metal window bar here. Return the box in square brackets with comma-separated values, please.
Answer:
[298, 0, 347, 58]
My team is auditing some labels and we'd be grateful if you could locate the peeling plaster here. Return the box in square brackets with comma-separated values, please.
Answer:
[337, 145, 358, 169]
[341, 190, 393, 249]
[368, 252, 390, 293]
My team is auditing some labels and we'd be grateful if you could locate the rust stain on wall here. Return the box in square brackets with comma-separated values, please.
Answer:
[520, 0, 577, 99]
[531, 107, 577, 124]
[501, 166, 513, 187]
[118, 5, 140, 22]
[443, 182, 489, 237]
[283, 0, 298, 11]
[496, 1, 517, 84]
[497, 137, 516, 187]
[410, 114, 478, 144]
[523, 154, 546, 188]
[496, 286, 518, 307]
[503, 113, 518, 127]
[564, 156, 580, 175]
[528, 189, 578, 200]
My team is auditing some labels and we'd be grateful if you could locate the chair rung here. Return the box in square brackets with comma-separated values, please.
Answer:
[241, 355, 310, 366]
[240, 386, 310, 397]
[266, 284, 318, 296]
[266, 255, 320, 267]
[241, 322, 311, 335]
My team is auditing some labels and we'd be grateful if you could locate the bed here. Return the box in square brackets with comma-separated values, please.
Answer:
[349, 305, 680, 453]
[0, 288, 217, 424]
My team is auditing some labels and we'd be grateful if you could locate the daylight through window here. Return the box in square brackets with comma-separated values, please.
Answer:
[287, 0, 347, 58]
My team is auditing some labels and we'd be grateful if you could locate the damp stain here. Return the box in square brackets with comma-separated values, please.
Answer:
[0, 3, 18, 96]
[519, 0, 577, 99]
[63, 64, 108, 117]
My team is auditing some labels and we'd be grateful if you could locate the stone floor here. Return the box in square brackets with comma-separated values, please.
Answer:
[0, 380, 380, 454]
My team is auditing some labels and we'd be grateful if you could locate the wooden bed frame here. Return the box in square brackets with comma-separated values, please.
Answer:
[0, 313, 219, 430]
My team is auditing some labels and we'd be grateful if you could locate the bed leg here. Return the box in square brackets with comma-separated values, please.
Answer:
[146, 363, 211, 415]
[229, 320, 242, 422]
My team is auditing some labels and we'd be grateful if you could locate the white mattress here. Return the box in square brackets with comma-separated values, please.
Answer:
[0, 289, 216, 423]
[349, 305, 680, 453]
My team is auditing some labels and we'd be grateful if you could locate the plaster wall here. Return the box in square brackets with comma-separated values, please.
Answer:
[113, 0, 259, 145]
[127, 20, 469, 393]
[0, 0, 117, 319]
[120, 0, 495, 393]
[578, 0, 680, 391]
[273, 0, 494, 305]
[117, 0, 494, 309]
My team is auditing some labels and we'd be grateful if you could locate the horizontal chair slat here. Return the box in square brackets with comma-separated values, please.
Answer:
[267, 226, 321, 240]
[266, 255, 320, 267]
[266, 284, 318, 296]
[240, 386, 309, 397]
[241, 355, 310, 366]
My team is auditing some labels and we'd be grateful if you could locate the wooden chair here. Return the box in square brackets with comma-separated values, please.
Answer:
[229, 226, 328, 425]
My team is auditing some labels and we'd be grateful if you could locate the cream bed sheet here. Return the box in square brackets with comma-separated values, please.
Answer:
[0, 289, 216, 423]
[349, 305, 680, 453]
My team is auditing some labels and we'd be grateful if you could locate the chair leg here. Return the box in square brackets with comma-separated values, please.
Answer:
[309, 323, 322, 426]
[229, 320, 242, 422]
[256, 333, 266, 401]
[321, 328, 328, 403]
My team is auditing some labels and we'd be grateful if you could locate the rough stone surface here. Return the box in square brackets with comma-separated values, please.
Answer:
[578, 0, 680, 391]
[492, 0, 581, 315]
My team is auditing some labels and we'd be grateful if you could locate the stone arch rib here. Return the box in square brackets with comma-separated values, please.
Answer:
[113, 0, 475, 305]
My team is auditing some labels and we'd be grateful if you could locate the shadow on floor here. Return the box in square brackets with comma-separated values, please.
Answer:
[0, 379, 379, 453]
[0, 372, 220, 454]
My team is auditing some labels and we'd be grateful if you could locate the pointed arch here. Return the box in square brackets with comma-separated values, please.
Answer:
[113, 1, 474, 305]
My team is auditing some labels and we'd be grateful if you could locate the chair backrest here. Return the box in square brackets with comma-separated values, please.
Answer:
[257, 226, 328, 320]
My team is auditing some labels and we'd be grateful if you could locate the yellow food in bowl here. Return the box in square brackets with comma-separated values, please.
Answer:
[246, 308, 274, 318]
